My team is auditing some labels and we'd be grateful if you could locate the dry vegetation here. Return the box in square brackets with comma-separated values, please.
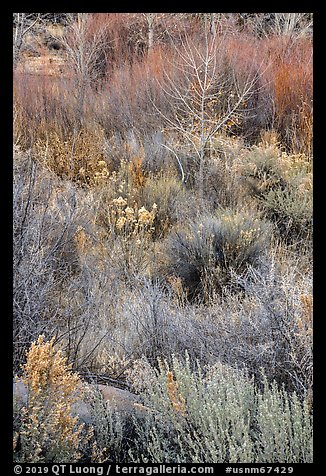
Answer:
[13, 12, 313, 463]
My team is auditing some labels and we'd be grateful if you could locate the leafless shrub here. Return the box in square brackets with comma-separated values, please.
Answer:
[154, 24, 263, 195]
[268, 13, 313, 39]
[240, 13, 313, 40]
[61, 13, 110, 125]
[189, 258, 313, 398]
[116, 248, 312, 398]
[13, 149, 76, 369]
[232, 263, 312, 396]
[13, 148, 114, 372]
[13, 13, 42, 67]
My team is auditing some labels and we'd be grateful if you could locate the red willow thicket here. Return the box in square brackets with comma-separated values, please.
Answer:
[93, 44, 182, 135]
[263, 36, 313, 155]
[14, 71, 79, 147]
[13, 13, 313, 156]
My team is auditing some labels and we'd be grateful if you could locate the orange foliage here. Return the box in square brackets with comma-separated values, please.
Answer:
[166, 371, 187, 416]
[130, 155, 146, 189]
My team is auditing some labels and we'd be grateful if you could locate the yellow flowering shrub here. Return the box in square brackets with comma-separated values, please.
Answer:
[108, 196, 157, 239]
[14, 336, 90, 463]
[92, 196, 159, 278]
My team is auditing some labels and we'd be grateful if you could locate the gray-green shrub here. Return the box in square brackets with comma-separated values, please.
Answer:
[140, 172, 191, 238]
[163, 209, 270, 301]
[127, 355, 313, 463]
[240, 145, 312, 243]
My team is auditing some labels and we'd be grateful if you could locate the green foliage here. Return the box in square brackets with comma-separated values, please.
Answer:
[255, 380, 313, 463]
[87, 386, 125, 462]
[240, 145, 289, 201]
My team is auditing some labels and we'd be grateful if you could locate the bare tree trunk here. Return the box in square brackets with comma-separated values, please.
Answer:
[144, 13, 156, 51]
[210, 13, 216, 36]
[148, 15, 154, 50]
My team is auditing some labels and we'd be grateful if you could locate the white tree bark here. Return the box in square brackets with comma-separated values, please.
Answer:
[152, 24, 263, 197]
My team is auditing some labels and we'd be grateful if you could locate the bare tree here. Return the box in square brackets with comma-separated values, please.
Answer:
[13, 13, 41, 67]
[62, 13, 110, 125]
[153, 24, 263, 196]
[272, 13, 313, 38]
[243, 13, 313, 39]
[142, 13, 180, 52]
